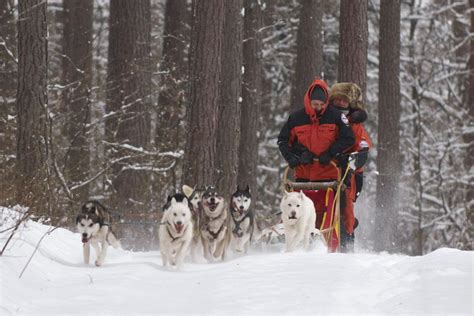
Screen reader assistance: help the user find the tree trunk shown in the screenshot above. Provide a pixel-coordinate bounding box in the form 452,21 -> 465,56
62,0 -> 93,202
290,0 -> 323,112
338,0 -> 368,98
238,0 -> 263,196
0,0 -> 17,203
182,0 -> 225,188
156,0 -> 189,193
106,0 -> 152,210
216,0 -> 243,199
16,0 -> 49,213
375,0 -> 401,252
464,0 -> 474,249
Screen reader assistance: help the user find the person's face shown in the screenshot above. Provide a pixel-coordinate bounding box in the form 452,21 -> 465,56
332,97 -> 349,109
311,100 -> 326,113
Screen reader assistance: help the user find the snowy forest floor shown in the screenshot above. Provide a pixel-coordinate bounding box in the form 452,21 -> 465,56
0,207 -> 472,315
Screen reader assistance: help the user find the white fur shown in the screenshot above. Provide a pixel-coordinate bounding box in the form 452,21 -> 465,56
159,197 -> 193,270
200,192 -> 230,262
77,217 -> 120,266
280,191 -> 317,252
182,185 -> 204,262
230,195 -> 253,253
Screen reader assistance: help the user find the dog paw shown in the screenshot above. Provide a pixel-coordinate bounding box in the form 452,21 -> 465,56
95,260 -> 103,267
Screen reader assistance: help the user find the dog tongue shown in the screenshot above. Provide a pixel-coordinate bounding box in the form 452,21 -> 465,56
175,224 -> 183,233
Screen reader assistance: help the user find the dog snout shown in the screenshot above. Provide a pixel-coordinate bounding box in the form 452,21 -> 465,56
239,205 -> 244,210
210,197 -> 215,203
82,233 -> 88,238
176,221 -> 182,226
291,211 -> 296,217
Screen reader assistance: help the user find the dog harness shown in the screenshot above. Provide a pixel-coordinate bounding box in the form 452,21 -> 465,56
230,206 -> 253,238
166,221 -> 187,243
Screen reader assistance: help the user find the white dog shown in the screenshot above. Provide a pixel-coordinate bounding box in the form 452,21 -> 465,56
76,201 -> 121,266
159,194 -> 193,269
280,191 -> 316,252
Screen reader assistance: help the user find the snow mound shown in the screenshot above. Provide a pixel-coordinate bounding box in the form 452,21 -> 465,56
1,207 -> 472,315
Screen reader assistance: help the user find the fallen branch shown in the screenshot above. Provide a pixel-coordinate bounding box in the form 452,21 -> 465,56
0,210 -> 31,256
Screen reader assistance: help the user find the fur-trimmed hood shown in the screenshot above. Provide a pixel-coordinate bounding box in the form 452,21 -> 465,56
329,82 -> 365,111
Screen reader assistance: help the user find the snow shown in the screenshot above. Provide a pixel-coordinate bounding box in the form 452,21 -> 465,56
1,208 -> 472,315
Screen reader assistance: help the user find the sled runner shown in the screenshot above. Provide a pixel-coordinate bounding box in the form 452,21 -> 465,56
282,160 -> 351,252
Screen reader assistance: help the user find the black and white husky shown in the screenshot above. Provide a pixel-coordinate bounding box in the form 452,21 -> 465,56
229,185 -> 254,253
200,187 -> 231,262
76,201 -> 121,266
159,193 -> 193,269
182,184 -> 205,262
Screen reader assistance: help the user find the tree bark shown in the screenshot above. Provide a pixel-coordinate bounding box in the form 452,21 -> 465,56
290,0 -> 323,112
106,0 -> 153,210
338,0 -> 368,98
62,0 -> 93,202
238,0 -> 263,196
216,0 -> 243,199
0,0 -> 17,203
375,0 -> 401,252
16,0 -> 49,213
182,0 -> 225,188
155,0 -> 189,193
464,0 -> 474,249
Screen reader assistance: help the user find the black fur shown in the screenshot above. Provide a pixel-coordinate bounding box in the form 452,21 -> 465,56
162,193 -> 192,212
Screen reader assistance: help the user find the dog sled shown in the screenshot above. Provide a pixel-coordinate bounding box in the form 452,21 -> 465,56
282,160 -> 351,253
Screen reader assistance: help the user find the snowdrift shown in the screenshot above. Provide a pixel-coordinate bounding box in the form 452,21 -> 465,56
0,207 -> 472,315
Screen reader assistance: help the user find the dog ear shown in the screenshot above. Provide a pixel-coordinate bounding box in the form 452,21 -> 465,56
245,185 -> 250,193
171,197 -> 177,206
182,185 -> 194,198
236,184 -> 241,191
283,190 -> 289,197
299,191 -> 306,200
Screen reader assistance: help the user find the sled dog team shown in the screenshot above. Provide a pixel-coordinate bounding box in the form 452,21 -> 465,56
76,185 -> 317,268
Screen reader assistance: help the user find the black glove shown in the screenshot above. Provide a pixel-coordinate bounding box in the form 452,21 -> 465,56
299,150 -> 315,165
291,142 -> 309,156
335,153 -> 349,167
287,154 -> 300,168
318,152 -> 332,165
349,110 -> 368,123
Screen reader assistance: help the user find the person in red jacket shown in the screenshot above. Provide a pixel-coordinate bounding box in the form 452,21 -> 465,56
277,79 -> 355,182
330,82 -> 372,252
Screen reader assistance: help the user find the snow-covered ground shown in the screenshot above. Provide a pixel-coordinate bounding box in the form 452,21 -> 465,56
1,207 -> 472,315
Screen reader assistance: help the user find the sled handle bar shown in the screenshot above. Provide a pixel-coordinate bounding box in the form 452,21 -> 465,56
286,181 -> 339,191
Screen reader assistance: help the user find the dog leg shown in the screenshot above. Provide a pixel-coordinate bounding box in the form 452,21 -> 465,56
90,240 -> 101,266
83,242 -> 90,264
161,250 -> 168,267
175,240 -> 191,270
201,238 -> 212,262
96,241 -> 108,266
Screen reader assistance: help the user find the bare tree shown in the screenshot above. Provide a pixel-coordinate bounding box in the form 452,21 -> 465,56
182,0 -> 225,187
216,0 -> 243,199
62,0 -> 93,202
464,0 -> 474,248
338,0 -> 368,97
375,0 -> 401,252
155,0 -> 190,193
15,0 -> 49,213
290,0 -> 323,112
238,0 -> 263,196
106,0 -> 153,210
0,0 -> 16,203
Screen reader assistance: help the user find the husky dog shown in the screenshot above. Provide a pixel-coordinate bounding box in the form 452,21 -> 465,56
200,187 -> 231,261
182,185 -> 205,262
76,201 -> 121,266
159,194 -> 193,269
229,185 -> 254,253
280,191 -> 316,252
